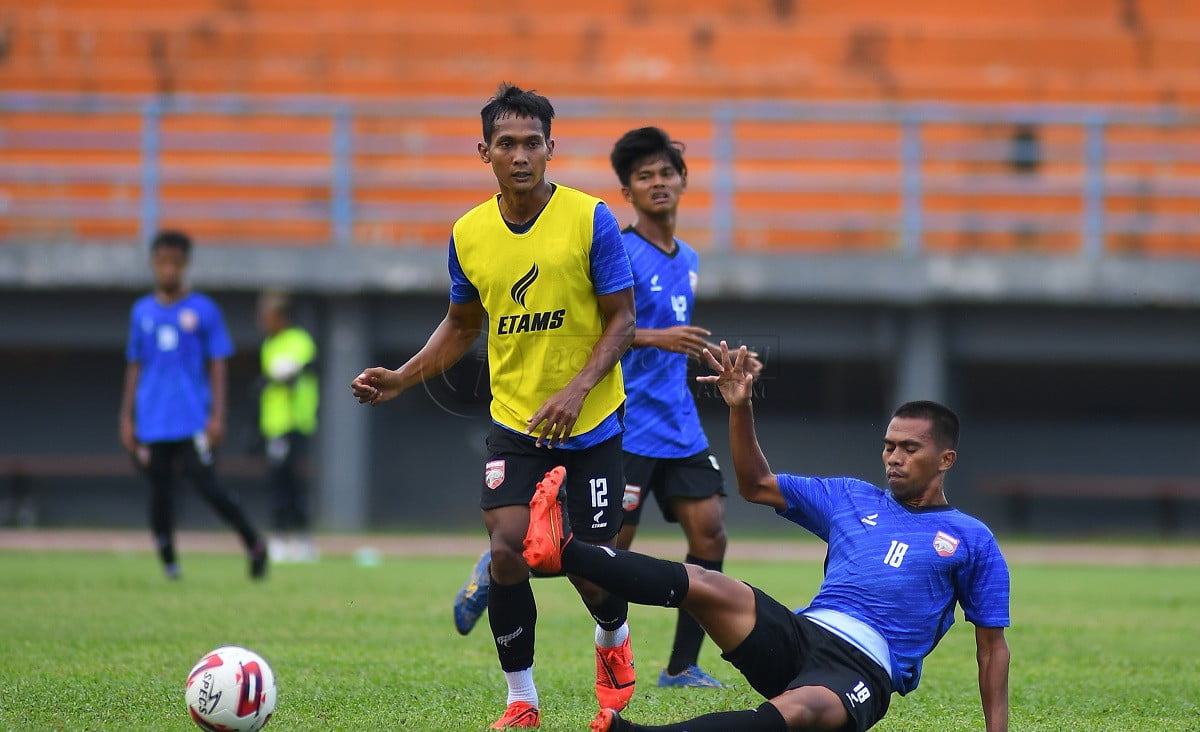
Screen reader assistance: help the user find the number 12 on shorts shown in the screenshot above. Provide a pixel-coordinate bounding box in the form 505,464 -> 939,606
589,477 -> 609,508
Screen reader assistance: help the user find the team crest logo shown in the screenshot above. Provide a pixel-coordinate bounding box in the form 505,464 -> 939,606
933,531 -> 960,557
510,263 -> 539,308
622,484 -> 642,511
688,270 -> 699,293
178,308 -> 199,332
485,459 -> 506,490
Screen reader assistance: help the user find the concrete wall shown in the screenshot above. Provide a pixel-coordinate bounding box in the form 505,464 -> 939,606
4,276 -> 1200,538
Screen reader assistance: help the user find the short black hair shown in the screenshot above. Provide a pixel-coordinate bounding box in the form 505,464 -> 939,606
610,126 -> 687,187
150,229 -> 192,258
480,82 -> 555,144
893,400 -> 960,449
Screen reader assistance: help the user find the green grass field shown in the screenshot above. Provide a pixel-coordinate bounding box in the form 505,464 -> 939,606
1,546 -> 1198,731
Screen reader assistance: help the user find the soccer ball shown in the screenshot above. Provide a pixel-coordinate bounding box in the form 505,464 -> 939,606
184,645 -> 277,732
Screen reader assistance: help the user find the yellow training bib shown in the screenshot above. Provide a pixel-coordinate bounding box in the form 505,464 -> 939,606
452,185 -> 625,434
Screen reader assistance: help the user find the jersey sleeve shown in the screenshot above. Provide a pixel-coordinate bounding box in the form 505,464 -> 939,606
956,531 -> 1012,628
774,473 -> 840,541
447,234 -> 480,304
590,202 -> 634,296
684,243 -> 701,281
203,298 -> 235,360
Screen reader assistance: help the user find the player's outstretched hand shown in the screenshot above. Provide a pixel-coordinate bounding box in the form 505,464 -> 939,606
702,340 -> 764,378
697,340 -> 754,407
351,367 -> 403,406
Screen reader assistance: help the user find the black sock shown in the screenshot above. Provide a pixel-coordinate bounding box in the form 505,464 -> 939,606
561,541 -> 689,608
666,554 -> 723,674
586,592 -> 629,633
621,701 -> 787,731
487,579 -> 536,672
155,533 -> 176,566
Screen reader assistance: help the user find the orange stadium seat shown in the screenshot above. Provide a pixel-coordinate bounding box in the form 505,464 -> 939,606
1,0 -> 1197,253
6,1 -> 1199,102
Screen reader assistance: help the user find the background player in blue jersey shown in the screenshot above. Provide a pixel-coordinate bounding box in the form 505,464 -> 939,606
524,342 -> 1011,732
609,126 -> 762,688
352,84 -> 637,729
118,230 -> 267,580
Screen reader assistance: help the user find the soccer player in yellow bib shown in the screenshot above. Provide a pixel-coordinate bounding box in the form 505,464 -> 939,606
257,290 -> 319,562
351,83 -> 638,729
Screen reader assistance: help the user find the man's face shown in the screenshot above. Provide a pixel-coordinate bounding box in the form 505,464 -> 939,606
622,154 -> 686,216
881,416 -> 953,501
479,114 -> 553,193
150,245 -> 187,295
257,304 -> 285,335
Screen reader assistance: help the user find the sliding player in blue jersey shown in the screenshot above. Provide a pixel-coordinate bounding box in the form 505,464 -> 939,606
609,127 -> 762,688
524,343 -> 1011,732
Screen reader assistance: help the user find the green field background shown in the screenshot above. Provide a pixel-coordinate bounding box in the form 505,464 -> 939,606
1,547 -> 1197,731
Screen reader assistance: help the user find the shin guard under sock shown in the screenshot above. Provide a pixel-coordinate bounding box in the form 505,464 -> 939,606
562,541 -> 689,608
587,592 -> 630,634
487,579 -> 537,672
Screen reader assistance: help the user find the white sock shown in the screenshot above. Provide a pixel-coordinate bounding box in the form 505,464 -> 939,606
594,621 -> 629,649
504,667 -> 538,707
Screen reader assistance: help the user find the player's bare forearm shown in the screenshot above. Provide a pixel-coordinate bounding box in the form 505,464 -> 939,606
396,318 -> 480,388
118,362 -> 140,451
697,342 -> 778,505
353,301 -> 484,405
976,627 -> 1010,732
207,359 -> 228,445
569,289 -> 635,392
632,325 -> 710,357
118,363 -> 138,423
728,401 -> 783,509
208,359 -> 227,422
630,327 -> 659,349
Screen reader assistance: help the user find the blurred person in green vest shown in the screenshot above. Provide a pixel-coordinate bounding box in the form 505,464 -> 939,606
257,290 -> 319,562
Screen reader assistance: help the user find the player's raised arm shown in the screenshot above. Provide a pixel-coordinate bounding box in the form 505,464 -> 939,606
351,299 -> 485,406
698,341 -> 782,509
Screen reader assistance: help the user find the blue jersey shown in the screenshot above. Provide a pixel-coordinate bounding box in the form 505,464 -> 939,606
777,475 -> 1010,695
619,228 -> 707,458
125,292 -> 234,443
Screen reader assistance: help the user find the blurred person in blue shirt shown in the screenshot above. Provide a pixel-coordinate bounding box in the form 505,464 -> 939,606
118,229 -> 266,580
